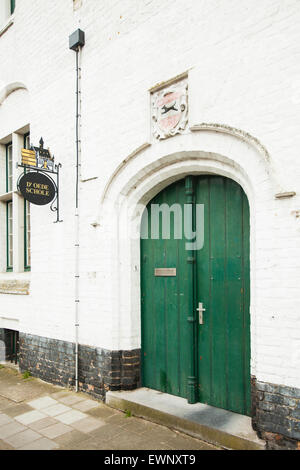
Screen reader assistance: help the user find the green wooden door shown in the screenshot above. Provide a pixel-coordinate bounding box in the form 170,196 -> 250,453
195,176 -> 251,416
141,175 -> 251,415
141,179 -> 190,398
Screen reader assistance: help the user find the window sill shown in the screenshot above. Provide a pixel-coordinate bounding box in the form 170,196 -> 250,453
0,191 -> 13,202
0,15 -> 14,38
0,272 -> 30,295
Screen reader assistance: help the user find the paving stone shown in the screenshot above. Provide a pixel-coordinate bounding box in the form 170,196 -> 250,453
72,399 -> 99,412
167,434 -> 219,450
107,430 -> 151,450
28,416 -> 58,431
110,440 -> 169,451
18,437 -> 59,450
40,422 -> 73,439
105,412 -> 130,426
3,403 -> 33,418
140,424 -> 179,442
54,429 -> 91,448
28,396 -> 58,410
89,423 -> 125,441
15,410 -> 47,425
0,438 -> 15,450
56,409 -> 87,425
121,417 -> 156,434
135,435 -> 178,450
57,395 -> 86,406
0,384 -> 33,402
50,391 -> 70,400
70,416 -> 106,433
0,421 -> 27,439
67,437 -> 108,450
0,397 -> 13,411
19,379 -> 58,397
4,429 -> 41,449
43,403 -> 71,417
87,406 -> 118,419
0,413 -> 13,426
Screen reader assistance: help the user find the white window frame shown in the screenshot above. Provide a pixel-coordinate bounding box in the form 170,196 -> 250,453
0,0 -> 15,37
6,201 -> 13,271
0,130 -> 31,274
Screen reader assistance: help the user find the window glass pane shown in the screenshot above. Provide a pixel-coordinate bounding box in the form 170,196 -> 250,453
27,244 -> 31,266
25,199 -> 31,269
7,144 -> 13,192
7,202 -> 13,269
25,134 -> 30,149
8,201 -> 12,218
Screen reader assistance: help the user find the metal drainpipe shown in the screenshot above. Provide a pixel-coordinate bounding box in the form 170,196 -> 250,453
74,47 -> 81,393
69,30 -> 85,392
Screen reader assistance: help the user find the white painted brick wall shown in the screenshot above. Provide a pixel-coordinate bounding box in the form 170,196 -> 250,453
0,0 -> 299,389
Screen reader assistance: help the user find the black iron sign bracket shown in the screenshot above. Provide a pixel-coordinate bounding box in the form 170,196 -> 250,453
17,138 -> 63,223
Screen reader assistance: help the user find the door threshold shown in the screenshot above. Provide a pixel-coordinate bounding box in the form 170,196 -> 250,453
106,388 -> 265,450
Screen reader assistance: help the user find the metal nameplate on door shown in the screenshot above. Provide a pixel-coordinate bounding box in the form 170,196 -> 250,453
154,268 -> 176,277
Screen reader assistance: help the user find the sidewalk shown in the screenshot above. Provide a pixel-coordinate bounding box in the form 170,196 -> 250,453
0,366 -> 220,450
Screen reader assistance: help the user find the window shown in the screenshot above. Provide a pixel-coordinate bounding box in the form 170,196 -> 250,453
0,129 -> 31,273
6,201 -> 13,271
6,143 -> 12,192
0,0 -> 15,26
24,133 -> 31,270
5,143 -> 13,271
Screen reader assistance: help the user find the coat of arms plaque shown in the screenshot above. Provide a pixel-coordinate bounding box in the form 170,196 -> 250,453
151,78 -> 188,140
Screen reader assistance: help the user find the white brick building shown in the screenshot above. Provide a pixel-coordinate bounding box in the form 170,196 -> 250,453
0,0 -> 299,449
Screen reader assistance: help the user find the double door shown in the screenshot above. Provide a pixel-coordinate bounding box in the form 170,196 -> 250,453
141,175 -> 251,416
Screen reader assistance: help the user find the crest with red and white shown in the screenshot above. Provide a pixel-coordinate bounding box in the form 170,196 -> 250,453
156,90 -> 182,132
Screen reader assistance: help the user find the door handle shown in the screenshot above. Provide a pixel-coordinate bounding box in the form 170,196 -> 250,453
197,302 -> 206,324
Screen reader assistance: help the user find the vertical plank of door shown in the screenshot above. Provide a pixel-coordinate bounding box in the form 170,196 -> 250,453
226,179 -> 244,414
141,202 -> 155,388
242,192 -> 251,416
153,190 -> 167,392
196,177 -> 211,404
164,181 -> 180,396
178,181 -> 190,398
210,177 -> 227,410
185,176 -> 197,403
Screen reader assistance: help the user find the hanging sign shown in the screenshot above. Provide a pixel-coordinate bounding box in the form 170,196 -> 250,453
17,137 -> 62,222
18,172 -> 56,206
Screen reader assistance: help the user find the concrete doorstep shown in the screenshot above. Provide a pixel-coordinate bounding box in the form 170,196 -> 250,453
106,388 -> 266,451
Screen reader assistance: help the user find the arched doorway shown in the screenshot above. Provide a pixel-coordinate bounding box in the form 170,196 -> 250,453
141,174 -> 251,416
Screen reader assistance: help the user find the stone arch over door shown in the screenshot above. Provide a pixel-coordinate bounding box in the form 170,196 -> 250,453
98,129 -> 277,388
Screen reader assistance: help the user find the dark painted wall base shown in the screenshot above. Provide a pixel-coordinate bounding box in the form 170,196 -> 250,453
18,332 -> 141,401
252,377 -> 300,450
